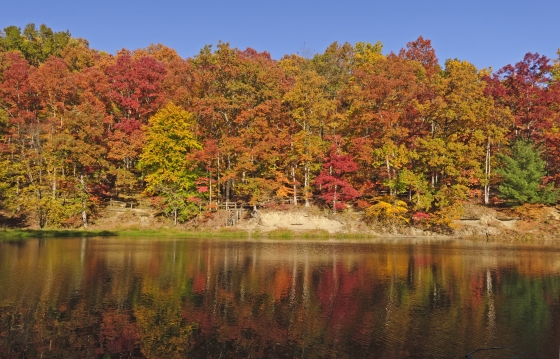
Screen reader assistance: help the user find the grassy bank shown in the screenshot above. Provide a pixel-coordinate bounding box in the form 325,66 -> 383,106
0,227 -> 378,241
0,229 -> 118,239
251,228 -> 374,240
0,228 -> 251,240
460,231 -> 560,244
113,228 -> 250,238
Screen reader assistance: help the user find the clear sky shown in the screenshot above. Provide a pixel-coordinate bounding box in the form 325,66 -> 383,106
1,0 -> 559,71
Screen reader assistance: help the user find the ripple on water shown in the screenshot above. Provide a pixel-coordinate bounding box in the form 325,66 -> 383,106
0,238 -> 559,358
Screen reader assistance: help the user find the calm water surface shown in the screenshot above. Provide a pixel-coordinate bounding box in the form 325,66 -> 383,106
1,237 -> 560,358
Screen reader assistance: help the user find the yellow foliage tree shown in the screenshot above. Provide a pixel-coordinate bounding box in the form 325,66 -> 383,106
138,103 -> 201,225
353,41 -> 385,68
282,68 -> 334,207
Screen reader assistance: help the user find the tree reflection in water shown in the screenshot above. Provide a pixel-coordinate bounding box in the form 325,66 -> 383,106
0,238 -> 560,358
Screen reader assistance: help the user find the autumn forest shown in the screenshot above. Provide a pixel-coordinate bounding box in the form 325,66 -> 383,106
1,23 -> 560,231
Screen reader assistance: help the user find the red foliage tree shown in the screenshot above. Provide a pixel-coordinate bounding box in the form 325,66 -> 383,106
29,56 -> 76,122
485,53 -> 553,141
0,52 -> 38,127
399,36 -> 440,76
106,51 -> 167,123
314,137 -> 360,212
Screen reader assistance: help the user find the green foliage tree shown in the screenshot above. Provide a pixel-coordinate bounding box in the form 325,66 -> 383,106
0,23 -> 71,66
138,103 -> 202,225
496,140 -> 559,204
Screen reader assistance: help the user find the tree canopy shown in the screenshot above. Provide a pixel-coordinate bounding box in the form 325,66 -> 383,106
1,23 -> 560,229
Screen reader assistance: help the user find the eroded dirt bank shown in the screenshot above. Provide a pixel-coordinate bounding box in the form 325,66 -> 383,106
5,201 -> 560,241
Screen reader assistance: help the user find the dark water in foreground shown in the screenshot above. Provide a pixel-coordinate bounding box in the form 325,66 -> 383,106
1,238 -> 560,358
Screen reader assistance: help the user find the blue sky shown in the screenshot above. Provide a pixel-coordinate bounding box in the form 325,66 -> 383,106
1,0 -> 559,71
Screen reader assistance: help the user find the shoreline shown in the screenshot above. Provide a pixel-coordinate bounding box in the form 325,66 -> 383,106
2,201 -> 559,244
1,227 -> 559,245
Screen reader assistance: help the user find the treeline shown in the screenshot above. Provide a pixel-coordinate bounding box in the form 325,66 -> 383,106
1,23 -> 560,230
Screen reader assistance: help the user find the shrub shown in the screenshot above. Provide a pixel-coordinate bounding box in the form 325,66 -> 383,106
364,198 -> 408,228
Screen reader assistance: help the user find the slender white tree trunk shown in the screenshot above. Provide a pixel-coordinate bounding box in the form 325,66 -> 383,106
292,166 -> 297,206
304,163 -> 310,207
52,165 -> 56,200
484,139 -> 492,205
80,175 -> 88,228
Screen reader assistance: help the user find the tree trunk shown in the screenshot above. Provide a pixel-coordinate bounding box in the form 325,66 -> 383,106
292,166 -> 297,206
484,139 -> 491,206
333,185 -> 338,214
386,156 -> 392,196
38,209 -> 46,229
81,200 -> 88,228
330,165 -> 336,213
80,175 -> 88,228
52,165 -> 56,200
431,121 -> 435,138
386,156 -> 391,180
226,155 -> 231,202
217,156 -> 221,203
226,179 -> 230,203
304,163 -> 310,207
209,169 -> 213,205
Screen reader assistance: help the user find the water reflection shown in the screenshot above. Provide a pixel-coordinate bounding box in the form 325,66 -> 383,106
1,238 -> 560,358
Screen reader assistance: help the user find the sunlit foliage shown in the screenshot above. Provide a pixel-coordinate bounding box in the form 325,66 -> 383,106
1,23 -> 560,230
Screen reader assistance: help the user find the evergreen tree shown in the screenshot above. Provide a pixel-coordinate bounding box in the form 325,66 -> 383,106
496,140 -> 559,204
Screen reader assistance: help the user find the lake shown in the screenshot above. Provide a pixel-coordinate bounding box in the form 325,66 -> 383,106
1,237 -> 559,358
